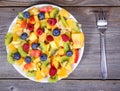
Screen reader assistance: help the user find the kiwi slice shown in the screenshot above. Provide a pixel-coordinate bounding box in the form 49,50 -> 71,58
7,53 -> 15,64
5,33 -> 13,46
48,75 -> 58,83
18,46 -> 27,57
50,8 -> 59,18
26,70 -> 36,77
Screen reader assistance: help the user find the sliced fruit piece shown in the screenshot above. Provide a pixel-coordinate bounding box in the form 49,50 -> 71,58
39,33 -> 46,42
61,34 -> 70,42
52,59 -> 59,69
65,63 -> 72,72
58,68 -> 67,78
59,9 -> 69,18
5,33 -> 13,46
7,53 -> 15,64
24,63 -> 33,71
34,22 -> 40,34
27,23 -> 34,31
36,70 -> 43,80
66,19 -> 80,33
74,49 -> 79,63
50,8 -> 59,18
18,12 -> 24,19
29,32 -> 37,42
60,16 -> 67,27
41,58 -> 50,68
45,12 -> 50,18
17,57 -> 24,66
63,42 -> 70,52
72,32 -> 84,48
46,35 -> 54,42
18,46 -> 27,57
57,48 -> 64,55
26,70 -> 36,77
29,7 -> 39,15
21,20 -> 27,29
36,28 -> 43,36
40,6 -> 53,12
41,67 -> 49,77
39,42 -> 47,52
33,57 -> 40,64
29,50 -> 42,57
49,65 -> 57,77
48,75 -> 58,83
54,36 -> 61,47
8,43 -> 17,52
50,41 -> 58,49
40,19 -> 47,28
13,33 -> 19,41
47,18 -> 57,26
28,15 -> 35,24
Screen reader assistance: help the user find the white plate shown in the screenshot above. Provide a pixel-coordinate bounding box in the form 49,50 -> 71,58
7,4 -> 84,82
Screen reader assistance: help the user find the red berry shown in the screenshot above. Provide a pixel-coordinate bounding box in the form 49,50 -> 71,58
23,43 -> 29,52
61,34 -> 69,42
46,35 -> 54,42
27,23 -> 34,31
47,18 -> 57,26
36,28 -> 43,35
49,66 -> 57,77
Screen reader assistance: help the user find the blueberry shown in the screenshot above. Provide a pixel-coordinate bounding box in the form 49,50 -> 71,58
21,33 -> 28,40
25,56 -> 31,63
31,43 -> 39,49
38,12 -> 45,20
66,50 -> 73,57
52,28 -> 60,36
40,54 -> 47,61
13,52 -> 21,60
23,11 -> 30,18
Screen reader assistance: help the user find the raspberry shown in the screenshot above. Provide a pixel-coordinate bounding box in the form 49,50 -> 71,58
61,34 -> 69,42
36,28 -> 43,35
23,43 -> 29,52
49,66 -> 57,77
47,18 -> 57,26
27,23 -> 34,31
46,35 -> 54,42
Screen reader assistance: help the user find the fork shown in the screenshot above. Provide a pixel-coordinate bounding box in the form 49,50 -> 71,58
95,9 -> 108,79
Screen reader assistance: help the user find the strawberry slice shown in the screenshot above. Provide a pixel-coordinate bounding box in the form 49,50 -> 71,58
27,23 -> 34,31
36,28 -> 43,35
49,65 -> 57,77
23,43 -> 29,52
61,34 -> 69,42
74,49 -> 79,63
46,35 -> 54,42
29,50 -> 42,57
40,6 -> 53,12
47,18 -> 57,26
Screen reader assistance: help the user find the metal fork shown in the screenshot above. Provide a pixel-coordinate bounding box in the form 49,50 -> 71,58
95,9 -> 108,79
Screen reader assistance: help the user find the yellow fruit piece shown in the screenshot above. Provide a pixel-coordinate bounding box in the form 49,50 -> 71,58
29,7 -> 39,15
41,67 -> 49,77
16,19 -> 22,25
33,57 -> 40,64
70,49 -> 75,63
17,57 -> 24,66
12,24 -> 21,33
52,59 -> 59,69
36,70 -> 43,80
58,68 -> 68,78
39,33 -> 46,42
72,32 -> 84,48
54,36 -> 61,47
59,9 -> 69,18
13,33 -> 19,41
50,41 -> 58,49
34,22 -> 40,34
65,63 -> 72,72
29,32 -> 37,42
58,48 -> 64,55
8,43 -> 17,52
45,12 -> 50,18
34,15 -> 39,22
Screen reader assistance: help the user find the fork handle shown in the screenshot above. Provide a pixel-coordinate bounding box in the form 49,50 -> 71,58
100,33 -> 108,79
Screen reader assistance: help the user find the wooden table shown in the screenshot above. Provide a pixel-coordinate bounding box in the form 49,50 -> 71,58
0,0 -> 120,91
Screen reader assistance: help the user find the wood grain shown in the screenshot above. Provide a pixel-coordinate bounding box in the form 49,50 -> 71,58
0,0 -> 120,6
0,7 -> 120,79
0,80 -> 120,91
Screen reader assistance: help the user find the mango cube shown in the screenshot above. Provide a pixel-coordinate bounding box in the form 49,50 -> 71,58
59,9 -> 69,18
29,32 -> 37,42
36,70 -> 43,80
50,41 -> 58,49
72,32 -> 84,48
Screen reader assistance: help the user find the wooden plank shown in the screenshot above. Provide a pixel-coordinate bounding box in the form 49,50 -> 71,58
0,7 -> 120,35
0,0 -> 120,6
0,80 -> 120,91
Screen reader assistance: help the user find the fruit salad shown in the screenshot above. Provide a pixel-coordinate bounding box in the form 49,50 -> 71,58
5,5 -> 84,83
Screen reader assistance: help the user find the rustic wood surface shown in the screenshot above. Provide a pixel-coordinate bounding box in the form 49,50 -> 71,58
0,0 -> 120,91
